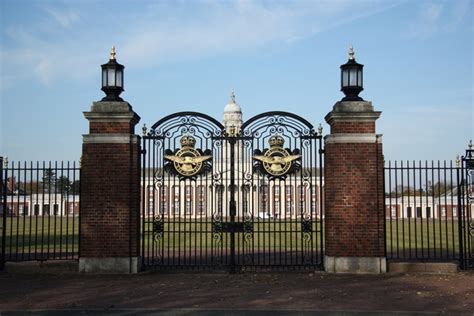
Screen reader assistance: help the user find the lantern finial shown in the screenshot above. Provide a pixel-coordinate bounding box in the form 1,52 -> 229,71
349,45 -> 355,61
230,90 -> 236,103
110,46 -> 116,61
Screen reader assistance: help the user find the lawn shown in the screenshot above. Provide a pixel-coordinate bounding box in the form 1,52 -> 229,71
1,216 -> 79,259
385,218 -> 461,260
1,216 -> 463,261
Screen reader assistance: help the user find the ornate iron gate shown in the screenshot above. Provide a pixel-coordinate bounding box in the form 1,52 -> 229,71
459,144 -> 473,269
141,111 -> 324,271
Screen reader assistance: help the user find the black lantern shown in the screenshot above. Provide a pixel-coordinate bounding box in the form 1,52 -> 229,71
340,46 -> 364,101
101,46 -> 124,101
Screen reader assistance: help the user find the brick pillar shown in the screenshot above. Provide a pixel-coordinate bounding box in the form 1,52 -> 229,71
79,101 -> 141,273
324,101 -> 385,273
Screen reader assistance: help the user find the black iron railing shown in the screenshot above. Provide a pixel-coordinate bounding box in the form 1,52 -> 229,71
384,158 -> 472,266
0,159 -> 80,267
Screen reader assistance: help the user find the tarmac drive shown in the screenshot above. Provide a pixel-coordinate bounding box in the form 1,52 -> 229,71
0,270 -> 473,315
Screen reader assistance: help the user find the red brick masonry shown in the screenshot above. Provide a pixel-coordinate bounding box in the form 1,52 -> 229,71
80,143 -> 140,257
324,142 -> 384,257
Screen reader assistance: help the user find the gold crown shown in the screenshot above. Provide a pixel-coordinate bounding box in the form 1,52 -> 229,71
269,135 -> 284,147
180,135 -> 196,147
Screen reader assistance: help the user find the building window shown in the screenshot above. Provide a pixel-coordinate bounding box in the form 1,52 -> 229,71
161,186 -> 168,217
416,207 -> 422,218
391,206 -> 397,218
44,204 -> 50,216
197,186 -> 205,215
298,186 -> 305,215
53,204 -> 59,216
185,186 -> 192,215
285,185 -> 292,215
441,206 -> 446,218
34,204 -> 40,216
147,186 -> 155,216
426,207 -> 431,218
407,207 -> 412,218
260,185 -> 268,212
172,186 -> 180,216
274,186 -> 280,215
452,206 -> 457,217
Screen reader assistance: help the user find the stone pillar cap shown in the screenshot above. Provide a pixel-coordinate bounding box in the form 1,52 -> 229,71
325,100 -> 381,124
332,100 -> 374,112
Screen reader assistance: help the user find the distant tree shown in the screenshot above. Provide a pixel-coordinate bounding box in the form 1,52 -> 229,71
71,180 -> 80,195
16,181 -> 44,194
388,185 -> 425,198
56,176 -> 72,195
42,169 -> 57,193
427,182 -> 453,197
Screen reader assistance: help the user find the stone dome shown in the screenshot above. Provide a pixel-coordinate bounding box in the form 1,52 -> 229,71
224,91 -> 241,113
224,101 -> 241,113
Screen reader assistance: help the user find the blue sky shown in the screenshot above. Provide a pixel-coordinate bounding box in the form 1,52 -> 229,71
0,0 -> 472,163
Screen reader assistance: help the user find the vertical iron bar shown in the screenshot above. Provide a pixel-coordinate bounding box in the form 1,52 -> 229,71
457,162 -> 464,268
229,135 -> 236,273
1,157 -> 6,270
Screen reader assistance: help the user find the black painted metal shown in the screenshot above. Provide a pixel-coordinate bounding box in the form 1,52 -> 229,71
384,150 -> 474,269
1,157 -> 6,270
0,160 -> 80,266
141,111 -> 324,271
459,146 -> 473,269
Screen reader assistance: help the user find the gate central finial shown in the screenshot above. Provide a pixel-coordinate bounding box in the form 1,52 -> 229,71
230,90 -> 236,104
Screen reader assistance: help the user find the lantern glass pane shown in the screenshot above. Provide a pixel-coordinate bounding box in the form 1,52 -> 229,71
358,69 -> 362,87
349,69 -> 357,86
116,70 -> 122,87
102,69 -> 107,86
342,69 -> 349,87
107,68 -> 116,86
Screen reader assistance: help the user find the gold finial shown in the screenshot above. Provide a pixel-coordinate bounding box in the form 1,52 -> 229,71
230,90 -> 236,104
110,46 -> 116,60
142,124 -> 148,136
318,123 -> 323,135
469,139 -> 473,150
349,45 -> 355,61
456,155 -> 460,168
229,125 -> 236,137
3,157 -> 8,168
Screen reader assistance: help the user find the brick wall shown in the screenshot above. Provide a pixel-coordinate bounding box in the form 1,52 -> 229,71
80,142 -> 140,257
330,121 -> 375,134
324,141 -> 384,257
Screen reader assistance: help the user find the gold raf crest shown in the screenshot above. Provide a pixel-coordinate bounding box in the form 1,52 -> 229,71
253,136 -> 301,177
165,136 -> 212,177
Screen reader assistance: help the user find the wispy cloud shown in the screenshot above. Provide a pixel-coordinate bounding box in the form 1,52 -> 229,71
43,6 -> 80,27
0,0 -> 403,89
407,0 -> 471,39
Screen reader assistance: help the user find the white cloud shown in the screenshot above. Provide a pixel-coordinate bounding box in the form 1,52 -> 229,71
0,0 -> 403,88
43,6 -> 80,27
406,0 -> 471,39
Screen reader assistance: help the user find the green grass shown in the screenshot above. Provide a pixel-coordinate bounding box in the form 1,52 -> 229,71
1,217 -> 462,260
385,218 -> 460,258
142,220 -> 324,250
1,216 -> 79,256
